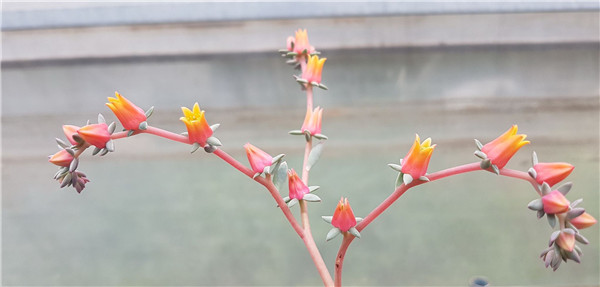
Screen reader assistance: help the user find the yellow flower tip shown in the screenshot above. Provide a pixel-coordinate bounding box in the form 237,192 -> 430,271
192,102 -> 201,115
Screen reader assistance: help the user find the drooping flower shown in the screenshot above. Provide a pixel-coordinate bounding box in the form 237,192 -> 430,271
401,134 -> 436,181
541,190 -> 570,214
244,143 -> 273,174
77,123 -> 111,148
570,212 -> 597,229
180,103 -> 213,145
288,169 -> 309,200
301,55 -> 327,84
556,230 -> 576,252
331,197 -> 357,232
289,29 -> 315,55
301,107 -> 323,136
48,149 -> 74,167
480,125 -> 529,169
106,92 -> 147,130
533,162 -> 574,187
63,125 -> 80,145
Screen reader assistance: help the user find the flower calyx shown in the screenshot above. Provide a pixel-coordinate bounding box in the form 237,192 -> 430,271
322,197 -> 362,241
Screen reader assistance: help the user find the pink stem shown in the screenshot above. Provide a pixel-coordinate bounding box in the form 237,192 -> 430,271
306,85 -> 314,112
333,162 -> 540,286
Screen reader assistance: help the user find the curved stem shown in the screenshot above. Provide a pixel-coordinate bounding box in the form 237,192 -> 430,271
333,162 -> 540,286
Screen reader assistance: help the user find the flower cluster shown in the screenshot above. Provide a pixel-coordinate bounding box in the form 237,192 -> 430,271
525,153 -> 596,270
46,28 -> 597,283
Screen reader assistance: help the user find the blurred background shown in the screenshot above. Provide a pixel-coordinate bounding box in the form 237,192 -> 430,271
2,2 -> 599,286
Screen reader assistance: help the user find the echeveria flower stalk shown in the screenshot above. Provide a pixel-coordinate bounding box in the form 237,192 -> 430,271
180,103 -> 213,146
244,143 -> 273,174
106,92 -> 147,131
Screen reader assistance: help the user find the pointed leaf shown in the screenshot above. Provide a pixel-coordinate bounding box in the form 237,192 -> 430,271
326,228 -> 341,241
527,198 -> 543,211
288,130 -> 304,135
557,182 -> 573,196
474,150 -> 487,160
322,216 -> 333,224
69,157 -> 79,172
547,213 -> 557,228
210,123 -> 220,132
56,138 -> 69,149
355,217 -> 363,223
541,182 -> 551,195
190,142 -> 201,153
206,136 -> 222,147
474,139 -> 483,150
402,173 -> 413,185
395,172 -> 403,188
105,139 -> 115,152
313,134 -> 328,140
388,163 -> 402,172
302,194 -> 321,202
306,142 -> 324,171
138,121 -> 148,130
567,208 -> 585,220
528,167 -> 537,180
97,113 -> 106,124
491,164 -> 500,175
348,227 -> 361,238
145,106 -> 154,118
273,161 -> 288,191
309,186 -> 320,193
287,198 -> 299,208
532,151 -> 539,166
108,122 -> 116,134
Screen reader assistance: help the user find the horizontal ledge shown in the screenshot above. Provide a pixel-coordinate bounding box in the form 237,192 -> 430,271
3,2 -> 599,31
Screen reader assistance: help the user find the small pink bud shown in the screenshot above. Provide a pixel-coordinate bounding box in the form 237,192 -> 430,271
542,190 -> 570,214
48,149 -> 74,167
244,143 -> 273,174
77,123 -> 111,149
331,197 -> 357,232
533,162 -> 574,187
63,125 -> 80,145
287,169 -> 309,200
556,230 -> 575,252
570,212 -> 597,230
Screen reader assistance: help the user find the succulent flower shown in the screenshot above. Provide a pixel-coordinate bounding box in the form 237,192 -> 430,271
475,125 -> 529,173
180,103 -> 213,146
244,143 -> 273,174
78,123 -> 111,149
106,92 -> 148,131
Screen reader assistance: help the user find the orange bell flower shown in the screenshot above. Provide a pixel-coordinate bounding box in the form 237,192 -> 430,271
401,134 -> 436,181
481,125 -> 529,169
332,197 -> 357,232
180,103 -> 213,145
106,92 -> 147,130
